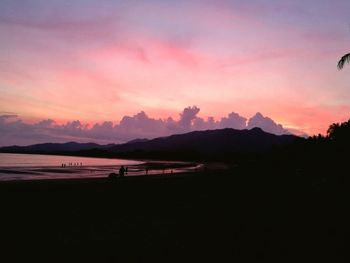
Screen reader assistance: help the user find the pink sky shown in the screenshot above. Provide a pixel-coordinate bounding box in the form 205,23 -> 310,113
1,0 -> 350,145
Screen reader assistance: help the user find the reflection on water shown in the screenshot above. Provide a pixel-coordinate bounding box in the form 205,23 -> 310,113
0,153 -> 202,181
0,153 -> 141,167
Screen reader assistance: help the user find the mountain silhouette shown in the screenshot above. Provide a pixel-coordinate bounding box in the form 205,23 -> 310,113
0,141 -> 115,153
125,138 -> 149,144
0,128 -> 300,160
109,127 -> 299,158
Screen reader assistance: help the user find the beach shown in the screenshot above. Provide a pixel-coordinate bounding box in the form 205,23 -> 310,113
0,162 -> 201,181
0,164 -> 346,262
0,153 -> 201,181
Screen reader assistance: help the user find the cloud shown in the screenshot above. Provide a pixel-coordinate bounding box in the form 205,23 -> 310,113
0,113 -> 18,119
0,1 -> 118,38
0,115 -> 60,146
193,116 -> 218,131
34,119 -> 55,128
219,112 -> 247,130
247,112 -> 289,135
179,106 -> 200,130
0,107 -> 294,146
116,111 -> 168,140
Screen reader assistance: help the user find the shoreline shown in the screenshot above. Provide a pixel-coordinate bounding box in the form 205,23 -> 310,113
0,170 -> 202,185
0,151 -> 200,163
0,161 -> 203,182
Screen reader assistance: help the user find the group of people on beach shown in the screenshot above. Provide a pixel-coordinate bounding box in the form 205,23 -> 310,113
61,162 -> 83,168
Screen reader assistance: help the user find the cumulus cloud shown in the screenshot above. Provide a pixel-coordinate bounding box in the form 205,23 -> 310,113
0,108 -> 294,146
247,112 -> 289,135
0,115 -> 61,146
219,112 -> 247,130
193,116 -> 218,131
179,106 -> 200,130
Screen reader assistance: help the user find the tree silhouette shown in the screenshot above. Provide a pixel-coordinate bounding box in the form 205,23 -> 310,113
337,53 -> 350,69
327,119 -> 350,143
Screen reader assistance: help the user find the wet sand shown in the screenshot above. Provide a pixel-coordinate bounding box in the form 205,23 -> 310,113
0,161 -> 202,181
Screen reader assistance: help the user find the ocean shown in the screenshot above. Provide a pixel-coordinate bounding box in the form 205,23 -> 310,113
0,153 -> 143,181
0,153 -> 141,168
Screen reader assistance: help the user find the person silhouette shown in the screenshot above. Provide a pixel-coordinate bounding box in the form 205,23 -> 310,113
119,166 -> 125,177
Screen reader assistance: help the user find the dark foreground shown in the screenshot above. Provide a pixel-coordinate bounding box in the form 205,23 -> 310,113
0,164 -> 348,262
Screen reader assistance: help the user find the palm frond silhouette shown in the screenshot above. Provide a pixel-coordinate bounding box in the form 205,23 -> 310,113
337,53 -> 350,69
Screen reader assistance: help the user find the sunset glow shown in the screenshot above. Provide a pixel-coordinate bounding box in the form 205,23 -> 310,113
1,0 -> 350,145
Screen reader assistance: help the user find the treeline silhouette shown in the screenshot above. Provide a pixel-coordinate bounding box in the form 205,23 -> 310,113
304,119 -> 350,157
260,118 -> 350,179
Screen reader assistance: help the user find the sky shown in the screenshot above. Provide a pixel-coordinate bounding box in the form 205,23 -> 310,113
1,0 -> 350,146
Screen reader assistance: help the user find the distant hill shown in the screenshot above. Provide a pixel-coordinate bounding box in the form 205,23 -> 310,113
126,138 -> 149,144
0,141 -> 115,154
0,128 -> 301,160
107,127 -> 300,160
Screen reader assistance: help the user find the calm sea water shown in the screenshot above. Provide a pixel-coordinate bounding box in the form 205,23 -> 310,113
0,153 -> 144,181
0,153 -> 199,181
0,153 -> 141,168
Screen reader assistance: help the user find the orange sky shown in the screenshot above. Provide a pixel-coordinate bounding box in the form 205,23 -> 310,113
1,0 -> 350,145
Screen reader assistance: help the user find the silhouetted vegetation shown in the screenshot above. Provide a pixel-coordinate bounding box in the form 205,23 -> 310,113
327,119 -> 350,142
338,52 -> 350,69
256,118 -> 350,181
303,119 -> 350,157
